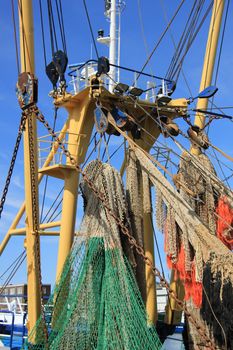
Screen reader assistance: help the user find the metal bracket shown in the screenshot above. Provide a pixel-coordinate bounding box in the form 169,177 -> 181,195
16,72 -> 38,110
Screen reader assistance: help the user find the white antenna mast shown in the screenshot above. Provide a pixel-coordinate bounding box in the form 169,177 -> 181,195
97,0 -> 125,92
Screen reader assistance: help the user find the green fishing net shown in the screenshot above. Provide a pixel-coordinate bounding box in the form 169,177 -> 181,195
23,161 -> 162,350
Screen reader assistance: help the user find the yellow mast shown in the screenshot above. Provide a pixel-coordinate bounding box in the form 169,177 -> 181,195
191,0 -> 225,154
18,0 -> 42,334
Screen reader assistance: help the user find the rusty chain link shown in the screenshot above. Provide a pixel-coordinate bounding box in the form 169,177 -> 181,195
24,108 -> 49,346
0,114 -> 27,219
31,105 -> 216,349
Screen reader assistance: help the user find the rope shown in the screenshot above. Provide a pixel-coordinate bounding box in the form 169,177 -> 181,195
47,0 -> 58,57
83,0 -> 99,58
135,0 -> 186,83
0,251 -> 26,295
105,140 -> 125,162
170,1 -> 213,81
165,0 -> 200,79
11,0 -> 20,74
17,0 -> 26,72
41,187 -> 63,224
166,0 -> 206,82
55,0 -> 67,54
40,107 -> 58,222
0,250 -> 25,280
39,0 -> 47,67
104,72 -> 233,234
46,198 -> 63,224
106,72 -> 233,195
207,0 -> 230,138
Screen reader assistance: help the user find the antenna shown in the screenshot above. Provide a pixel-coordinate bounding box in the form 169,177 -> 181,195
97,1 -> 126,92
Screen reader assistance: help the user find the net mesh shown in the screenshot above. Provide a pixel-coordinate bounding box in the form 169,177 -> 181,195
23,160 -> 162,350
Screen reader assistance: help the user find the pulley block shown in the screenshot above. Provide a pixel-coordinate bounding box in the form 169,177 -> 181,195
46,50 -> 68,88
165,122 -> 179,137
94,106 -> 119,135
16,72 -> 38,110
97,56 -> 110,77
187,125 -> 209,149
94,107 -> 109,133
46,61 -> 59,87
53,50 -> 68,83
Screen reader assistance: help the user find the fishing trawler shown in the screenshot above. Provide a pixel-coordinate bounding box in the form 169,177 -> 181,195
0,0 -> 233,349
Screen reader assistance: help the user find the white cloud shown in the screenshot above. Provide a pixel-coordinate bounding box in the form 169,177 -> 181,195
5,196 -> 24,209
11,175 -> 24,190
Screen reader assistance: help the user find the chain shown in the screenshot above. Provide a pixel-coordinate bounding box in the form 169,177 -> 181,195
24,107 -> 48,346
0,114 -> 27,219
34,106 -> 216,349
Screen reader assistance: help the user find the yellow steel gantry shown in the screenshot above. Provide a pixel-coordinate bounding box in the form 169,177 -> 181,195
0,0 -> 226,337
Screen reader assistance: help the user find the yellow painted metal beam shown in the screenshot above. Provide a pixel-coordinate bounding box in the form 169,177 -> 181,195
192,0 -> 225,155
55,91 -> 95,281
164,271 -> 184,325
0,122 -> 68,255
144,212 -> 157,324
9,221 -> 61,235
0,222 -> 61,254
18,0 -> 41,335
109,116 -> 159,324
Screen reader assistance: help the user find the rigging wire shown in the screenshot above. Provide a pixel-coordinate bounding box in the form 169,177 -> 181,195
104,140 -> 125,162
55,0 -> 67,55
83,0 -> 99,59
0,251 -> 26,295
47,0 -> 58,56
135,0 -> 186,83
166,0 -> 206,82
202,0 -> 231,190
50,208 -> 62,222
17,0 -> 26,72
39,0 -> 47,67
159,0 -> 197,98
208,0 -> 230,116
106,72 -> 233,210
137,0 -> 155,80
211,147 -> 231,188
40,107 -> 58,223
42,132 -> 99,224
11,0 -> 20,75
41,187 -> 63,224
165,0 -> 200,79
0,251 -> 25,280
101,134 -> 111,162
46,197 -> 63,223
170,1 -> 213,81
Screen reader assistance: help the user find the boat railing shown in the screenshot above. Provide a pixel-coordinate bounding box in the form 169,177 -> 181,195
68,59 -> 173,102
0,310 -> 14,349
38,131 -> 86,168
0,294 -> 49,311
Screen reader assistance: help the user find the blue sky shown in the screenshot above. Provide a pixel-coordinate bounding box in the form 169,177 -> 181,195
0,0 -> 233,288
